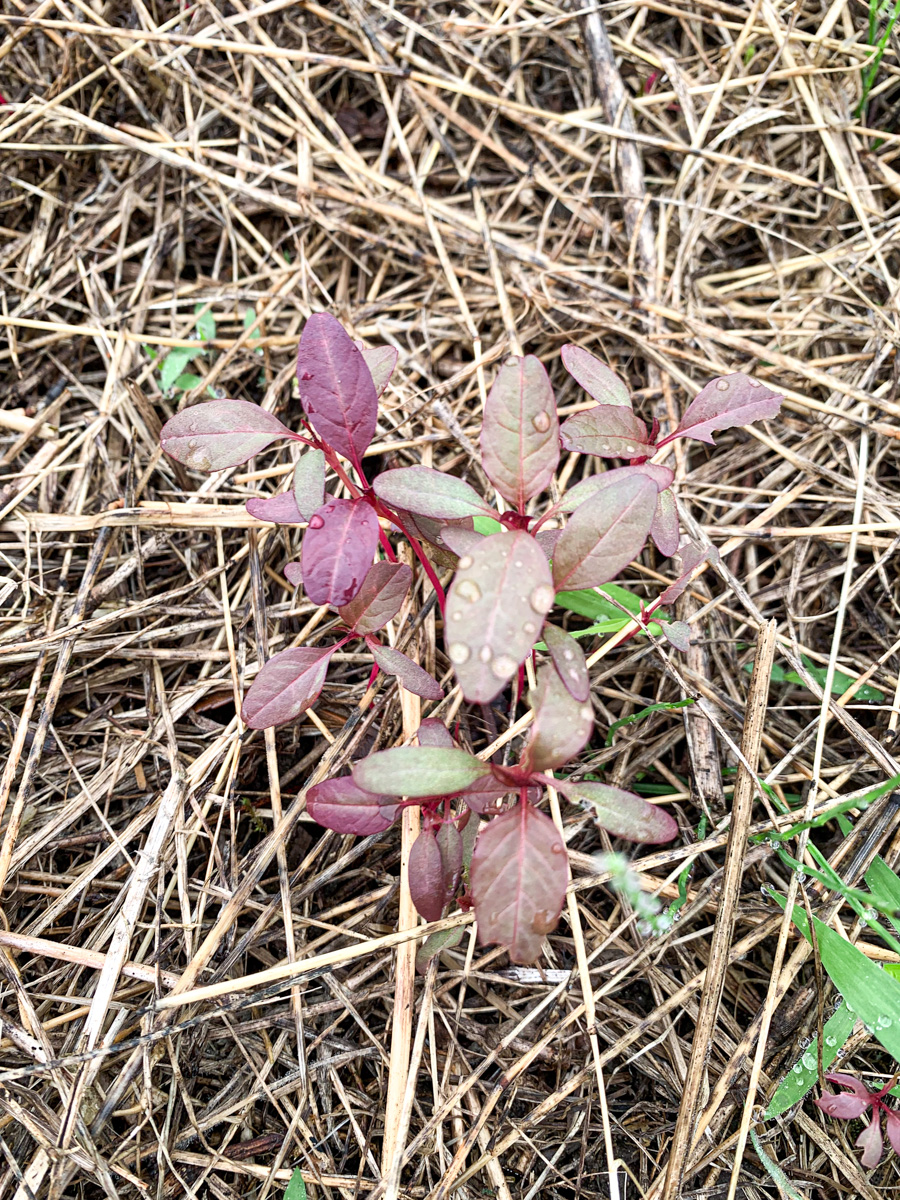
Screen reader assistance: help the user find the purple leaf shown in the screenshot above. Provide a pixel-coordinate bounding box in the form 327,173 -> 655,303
358,343 -> 398,397
824,1073 -> 872,1098
541,623 -> 589,702
561,344 -> 632,408
301,497 -> 380,607
416,718 -> 455,749
367,639 -> 444,700
284,561 -> 303,588
480,354 -> 559,510
246,490 -> 304,525
440,526 -> 484,558
354,746 -> 492,798
444,529 -> 554,703
815,1092 -> 870,1120
296,312 -> 377,468
306,775 -> 399,835
661,620 -> 692,652
456,774 -> 511,815
665,373 -> 783,446
523,665 -> 593,771
560,406 -> 654,460
658,543 -> 719,606
556,779 -> 678,843
650,487 -> 680,557
338,561 -> 411,634
469,803 -> 568,963
408,829 -> 446,922
393,509 -> 474,567
535,528 -> 561,559
884,1110 -> 900,1156
561,465 -> 673,515
242,644 -> 335,729
437,822 -> 463,899
293,449 -> 326,520
857,1117 -> 884,1168
461,812 -> 481,868
374,467 -> 495,521
160,399 -> 293,470
552,475 -> 657,591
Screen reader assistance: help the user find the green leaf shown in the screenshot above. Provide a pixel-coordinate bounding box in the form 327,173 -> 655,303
749,655 -> 884,703
353,746 -> 491,798
284,1168 -> 307,1200
194,303 -> 216,342
606,699 -> 695,747
172,373 -> 204,392
770,890 -> 900,1065
473,515 -> 503,535
764,1000 -> 857,1118
243,307 -> 263,352
556,582 -> 671,623
749,1131 -> 806,1200
864,857 -> 900,935
161,345 -> 205,393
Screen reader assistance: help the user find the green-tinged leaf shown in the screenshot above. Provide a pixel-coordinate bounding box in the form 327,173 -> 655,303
560,464 -> 673,513
194,304 -> 216,342
560,405 -> 654,459
757,773 -> 900,845
541,622 -> 589,701
561,344 -> 632,408
416,925 -> 465,973
292,449 -> 326,520
374,466 -> 495,521
284,1168 -> 307,1200
555,583 -> 671,634
473,515 -> 503,535
552,475 -> 657,591
480,354 -> 559,510
160,399 -> 293,471
524,664 -> 593,771
172,373 -> 204,392
770,890 -> 900,1064
161,344 -> 205,392
765,1000 -> 857,1118
359,344 -> 398,397
749,1131 -> 806,1200
864,857 -> 900,935
606,699 -> 695,746
353,746 -> 491,798
557,779 -> 678,843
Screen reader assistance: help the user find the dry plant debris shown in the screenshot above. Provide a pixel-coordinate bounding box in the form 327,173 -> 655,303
1,1 -> 900,1197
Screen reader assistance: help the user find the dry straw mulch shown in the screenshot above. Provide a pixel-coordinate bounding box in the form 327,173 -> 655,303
1,1 -> 900,1197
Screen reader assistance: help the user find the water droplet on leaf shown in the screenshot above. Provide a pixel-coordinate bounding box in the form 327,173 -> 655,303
458,555 -> 473,570
530,584 -> 554,613
457,580 -> 482,603
716,379 -> 729,391
309,514 -> 325,529
448,643 -> 471,664
532,411 -> 551,433
479,645 -> 492,663
491,654 -> 517,679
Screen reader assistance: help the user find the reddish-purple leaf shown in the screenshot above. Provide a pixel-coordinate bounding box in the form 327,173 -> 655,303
561,344 -> 632,408
480,354 -> 559,510
815,1092 -> 870,1120
296,312 -> 377,467
437,821 -> 463,899
661,620 -> 692,652
444,529 -> 554,703
409,828 -> 447,922
469,803 -> 568,963
560,406 -> 654,459
306,775 -> 399,835
824,1073 -> 872,1098
338,561 -> 411,634
301,497 -> 380,607
541,623 -> 589,702
357,342 -> 398,397
374,467 -> 495,521
884,1109 -> 900,1156
354,746 -> 491,798
242,644 -> 335,729
417,718 -> 455,749
666,373 -> 783,446
552,475 -> 657,591
284,561 -> 303,588
556,779 -> 678,843
367,639 -> 444,700
535,528 -> 561,560
439,526 -> 484,559
393,510 -> 473,567
658,543 -> 719,605
160,399 -> 293,470
857,1118 -> 884,1168
523,665 -> 593,771
650,487 -> 680,557
246,490 -> 304,525
293,449 -> 326,520
561,464 -> 673,513
456,774 -> 511,815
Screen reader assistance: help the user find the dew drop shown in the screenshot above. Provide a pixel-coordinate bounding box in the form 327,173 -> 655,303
457,580 -> 482,603
491,654 -> 517,679
879,1016 -> 893,1029
530,584 -> 554,613
452,610 -> 463,621
479,645 -> 492,663
748,379 -> 761,387
308,514 -> 325,529
569,668 -> 580,681
300,371 -> 313,381
551,842 -> 564,854
523,621 -> 536,634
602,443 -> 610,451
563,649 -> 574,660
802,1053 -> 815,1070
532,909 -> 556,934
458,555 -> 473,570
625,445 -> 635,453
580,706 -> 592,720
716,379 -> 729,391
825,1035 -> 836,1048
448,643 -> 471,664
792,1062 -> 803,1073
531,411 -> 551,434
515,560 -> 523,568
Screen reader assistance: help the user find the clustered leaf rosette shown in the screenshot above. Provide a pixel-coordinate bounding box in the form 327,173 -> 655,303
815,1072 -> 900,1167
158,312 -> 784,963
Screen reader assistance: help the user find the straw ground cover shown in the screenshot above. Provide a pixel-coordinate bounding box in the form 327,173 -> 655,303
1,0 -> 900,1196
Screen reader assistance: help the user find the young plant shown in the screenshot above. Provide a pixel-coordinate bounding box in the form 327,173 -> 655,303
159,313 -> 782,962
815,1072 -> 900,1166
